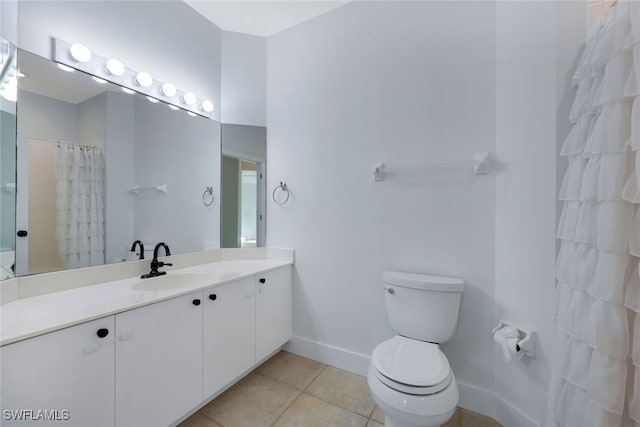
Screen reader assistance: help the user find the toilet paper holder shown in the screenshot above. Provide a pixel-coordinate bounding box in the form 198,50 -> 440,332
491,320 -> 536,358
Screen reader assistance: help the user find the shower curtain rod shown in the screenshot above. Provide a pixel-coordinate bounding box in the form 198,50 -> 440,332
28,135 -> 100,151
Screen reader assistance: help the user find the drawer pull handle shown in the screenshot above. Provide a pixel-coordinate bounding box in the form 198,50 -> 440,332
119,330 -> 134,341
96,328 -> 109,338
193,299 -> 201,306
84,343 -> 99,354
259,278 -> 266,284
209,294 -> 217,301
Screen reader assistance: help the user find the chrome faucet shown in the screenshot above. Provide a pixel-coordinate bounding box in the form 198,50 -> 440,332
130,240 -> 144,260
141,242 -> 173,279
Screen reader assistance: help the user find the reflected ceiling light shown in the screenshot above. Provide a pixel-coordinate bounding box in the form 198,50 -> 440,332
135,71 -> 152,87
1,85 -> 17,102
92,76 -> 107,84
69,43 -> 92,63
201,100 -> 214,113
57,63 -> 75,72
182,92 -> 196,106
106,58 -> 125,76
146,96 -> 159,103
169,105 -> 179,111
187,112 -> 196,117
121,87 -> 135,94
17,71 -> 26,78
161,83 -> 176,97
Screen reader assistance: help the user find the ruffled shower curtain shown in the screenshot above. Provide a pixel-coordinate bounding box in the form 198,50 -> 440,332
549,2 -> 640,426
55,145 -> 105,269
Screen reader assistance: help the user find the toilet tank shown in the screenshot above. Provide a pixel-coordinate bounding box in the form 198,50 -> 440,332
383,271 -> 464,343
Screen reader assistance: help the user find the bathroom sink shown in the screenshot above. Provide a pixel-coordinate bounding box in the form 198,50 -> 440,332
132,273 -> 211,291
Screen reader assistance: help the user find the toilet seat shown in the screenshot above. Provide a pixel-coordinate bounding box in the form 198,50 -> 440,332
372,335 -> 451,396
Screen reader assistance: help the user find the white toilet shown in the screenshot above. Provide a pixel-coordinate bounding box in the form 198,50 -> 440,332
367,270 -> 464,427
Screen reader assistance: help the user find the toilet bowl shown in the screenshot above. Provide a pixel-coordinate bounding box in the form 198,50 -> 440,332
368,335 -> 458,427
367,271 -> 464,427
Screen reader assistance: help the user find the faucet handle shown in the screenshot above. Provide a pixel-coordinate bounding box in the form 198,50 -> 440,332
158,262 -> 173,267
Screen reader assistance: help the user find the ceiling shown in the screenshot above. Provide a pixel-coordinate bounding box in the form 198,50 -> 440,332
183,1 -> 350,37
19,50 -> 117,105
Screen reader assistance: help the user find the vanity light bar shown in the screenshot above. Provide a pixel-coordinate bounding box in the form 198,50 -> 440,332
53,39 -> 214,118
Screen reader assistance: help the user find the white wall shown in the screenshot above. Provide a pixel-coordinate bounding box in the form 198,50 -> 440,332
267,0 -> 497,395
267,1 -> 587,426
221,31 -> 267,126
18,1 -> 222,122
1,0 -> 18,44
492,3 -> 586,426
493,2 -> 558,425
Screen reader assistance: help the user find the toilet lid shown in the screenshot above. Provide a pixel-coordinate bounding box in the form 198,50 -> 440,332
372,336 -> 451,388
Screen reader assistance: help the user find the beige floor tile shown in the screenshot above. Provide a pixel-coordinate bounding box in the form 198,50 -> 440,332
306,366 -> 376,417
366,421 -> 384,427
273,393 -> 368,427
460,408 -> 502,427
256,351 -> 326,390
370,405 -> 385,423
178,413 -> 222,427
200,372 -> 300,427
442,408 -> 461,427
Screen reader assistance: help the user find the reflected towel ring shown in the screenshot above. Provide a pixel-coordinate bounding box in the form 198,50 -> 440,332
203,186 -> 215,207
272,181 -> 290,206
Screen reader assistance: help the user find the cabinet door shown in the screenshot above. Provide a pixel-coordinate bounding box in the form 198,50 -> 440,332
0,317 -> 115,426
115,292 -> 202,427
203,277 -> 255,398
255,266 -> 292,362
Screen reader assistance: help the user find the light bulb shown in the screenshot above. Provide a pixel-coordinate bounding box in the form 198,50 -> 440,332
106,58 -> 125,76
161,83 -> 176,97
201,100 -> 214,113
135,72 -> 152,88
57,63 -> 75,72
182,92 -> 196,106
69,43 -> 92,63
121,87 -> 135,94
1,85 -> 17,102
92,76 -> 107,84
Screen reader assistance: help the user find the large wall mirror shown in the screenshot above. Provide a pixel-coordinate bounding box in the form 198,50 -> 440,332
12,49 -> 221,277
0,37 -> 17,280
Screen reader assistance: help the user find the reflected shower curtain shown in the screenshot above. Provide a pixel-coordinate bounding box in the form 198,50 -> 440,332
549,2 -> 640,426
55,144 -> 105,269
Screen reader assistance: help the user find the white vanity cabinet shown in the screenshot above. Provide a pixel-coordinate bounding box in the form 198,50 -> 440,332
202,276 -> 256,398
0,262 -> 293,427
0,317 -> 115,426
255,266 -> 292,362
115,292 -> 203,427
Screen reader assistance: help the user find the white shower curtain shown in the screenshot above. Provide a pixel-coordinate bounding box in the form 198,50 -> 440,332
55,144 -> 105,269
549,2 -> 640,426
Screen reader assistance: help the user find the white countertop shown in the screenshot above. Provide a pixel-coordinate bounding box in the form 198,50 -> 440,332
0,259 -> 292,347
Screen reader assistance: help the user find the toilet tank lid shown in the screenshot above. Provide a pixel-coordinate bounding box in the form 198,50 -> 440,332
383,271 -> 464,292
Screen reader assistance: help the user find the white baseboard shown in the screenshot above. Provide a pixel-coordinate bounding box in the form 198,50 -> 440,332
284,335 -> 371,376
284,335 -> 540,427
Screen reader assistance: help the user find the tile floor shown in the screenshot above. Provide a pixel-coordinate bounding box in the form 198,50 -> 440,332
180,351 -> 502,427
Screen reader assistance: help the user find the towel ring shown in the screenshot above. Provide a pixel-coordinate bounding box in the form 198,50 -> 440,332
272,181 -> 290,206
202,186 -> 215,207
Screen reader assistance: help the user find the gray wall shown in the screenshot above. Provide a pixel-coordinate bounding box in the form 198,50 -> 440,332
133,96 -> 221,254
221,156 -> 240,248
1,110 -> 16,250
